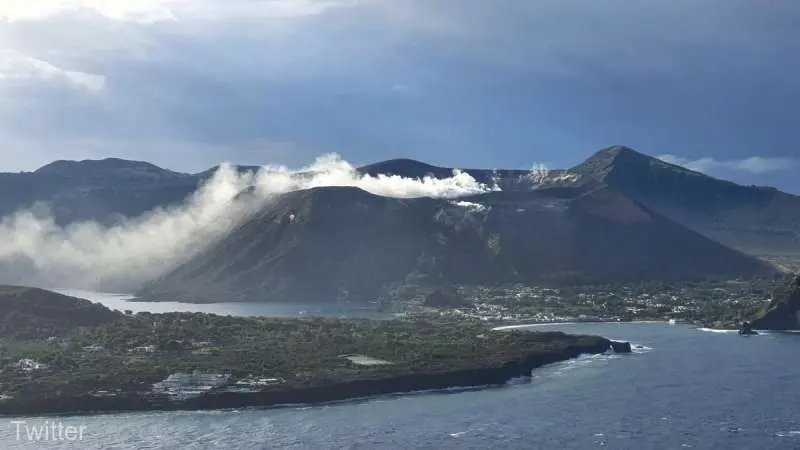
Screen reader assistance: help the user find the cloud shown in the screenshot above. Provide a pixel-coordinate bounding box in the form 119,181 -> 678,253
0,0 -> 359,23
0,0 -> 177,23
0,154 -> 498,291
0,50 -> 105,91
0,0 -> 799,189
658,154 -> 800,175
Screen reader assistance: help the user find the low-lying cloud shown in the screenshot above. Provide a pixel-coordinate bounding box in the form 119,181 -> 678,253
0,154 -> 499,292
658,154 -> 800,175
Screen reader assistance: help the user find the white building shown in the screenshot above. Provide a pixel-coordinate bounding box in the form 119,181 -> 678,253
130,345 -> 157,354
14,359 -> 49,372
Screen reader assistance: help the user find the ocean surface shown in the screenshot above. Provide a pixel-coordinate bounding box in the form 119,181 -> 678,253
4,293 -> 800,449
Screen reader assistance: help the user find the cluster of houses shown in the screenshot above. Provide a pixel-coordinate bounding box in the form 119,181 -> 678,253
13,358 -> 49,373
411,281 -> 776,323
151,371 -> 231,400
150,372 -> 287,399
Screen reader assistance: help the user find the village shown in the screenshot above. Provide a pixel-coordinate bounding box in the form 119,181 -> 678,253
400,278 -> 780,326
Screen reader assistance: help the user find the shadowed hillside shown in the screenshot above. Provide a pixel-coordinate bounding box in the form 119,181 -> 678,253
138,184 -> 777,304
571,146 -> 800,257
0,286 -> 122,338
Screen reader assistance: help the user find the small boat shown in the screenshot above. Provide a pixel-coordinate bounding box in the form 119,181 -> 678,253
668,319 -> 677,325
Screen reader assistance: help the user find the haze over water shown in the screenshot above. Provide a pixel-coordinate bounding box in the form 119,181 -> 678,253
51,289 -> 391,319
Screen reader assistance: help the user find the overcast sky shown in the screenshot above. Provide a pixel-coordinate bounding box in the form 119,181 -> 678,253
1,1 -> 799,192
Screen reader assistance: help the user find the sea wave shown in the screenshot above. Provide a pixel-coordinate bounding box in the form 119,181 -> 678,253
697,328 -> 800,335
776,431 -> 800,438
630,343 -> 654,353
696,328 -> 738,334
492,320 -> 669,331
540,353 -> 618,377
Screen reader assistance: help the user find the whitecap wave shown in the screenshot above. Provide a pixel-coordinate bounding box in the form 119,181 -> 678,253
493,322 -> 591,330
507,376 -> 532,385
698,327 -> 800,335
542,353 -> 618,377
630,343 -> 654,354
755,329 -> 800,334
492,320 -> 672,331
776,431 -> 800,437
697,328 -> 738,334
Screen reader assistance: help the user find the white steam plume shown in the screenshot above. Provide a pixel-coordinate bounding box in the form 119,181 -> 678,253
0,154 -> 498,291
518,163 -> 581,186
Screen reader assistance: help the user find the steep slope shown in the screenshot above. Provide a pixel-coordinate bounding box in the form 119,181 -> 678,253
138,185 -> 777,304
0,286 -> 122,338
751,275 -> 800,330
461,185 -> 777,284
138,187 -> 506,303
571,146 -> 800,257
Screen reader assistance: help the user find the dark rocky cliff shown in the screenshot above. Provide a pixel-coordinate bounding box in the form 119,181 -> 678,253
751,275 -> 800,330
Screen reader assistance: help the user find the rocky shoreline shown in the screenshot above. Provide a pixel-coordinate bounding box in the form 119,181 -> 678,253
0,339 -> 629,417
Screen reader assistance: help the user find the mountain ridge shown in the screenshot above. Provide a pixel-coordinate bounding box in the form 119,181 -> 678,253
571,146 -> 800,257
0,148 -> 797,299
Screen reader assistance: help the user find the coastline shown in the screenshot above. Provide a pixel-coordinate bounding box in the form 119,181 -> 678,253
492,319 -> 672,331
0,340 -> 620,418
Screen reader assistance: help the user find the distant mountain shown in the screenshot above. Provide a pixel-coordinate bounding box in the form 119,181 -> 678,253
137,184 -> 777,303
1,151 -> 796,301
0,157 -> 578,226
751,275 -> 800,330
0,286 -> 122,338
34,158 -> 188,180
0,159 -> 201,225
571,146 -> 800,257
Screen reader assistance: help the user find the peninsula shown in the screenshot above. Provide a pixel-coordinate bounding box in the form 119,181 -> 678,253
0,286 -> 628,416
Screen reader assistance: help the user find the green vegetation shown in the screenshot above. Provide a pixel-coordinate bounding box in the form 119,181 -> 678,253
385,278 -> 785,329
2,274 -> 791,413
751,275 -> 800,330
0,286 -> 122,339
0,306 -> 607,404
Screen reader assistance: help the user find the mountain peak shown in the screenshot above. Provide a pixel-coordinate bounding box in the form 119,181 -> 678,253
578,145 -> 659,168
35,158 -> 183,178
358,158 -> 451,179
571,145 -> 705,181
598,145 -> 644,158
